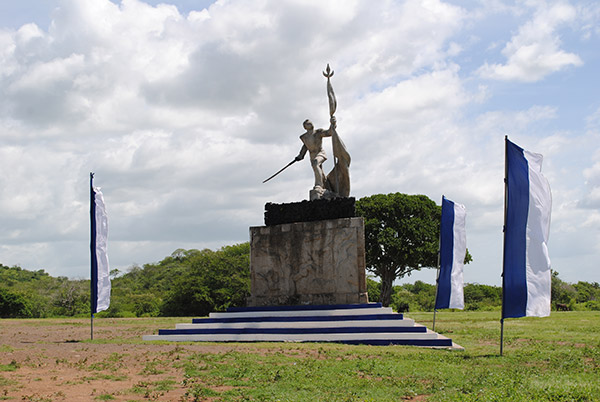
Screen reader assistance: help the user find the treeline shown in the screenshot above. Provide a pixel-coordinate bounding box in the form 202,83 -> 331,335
0,264 -> 89,318
2,246 -> 599,318
367,271 -> 600,313
367,279 -> 504,312
105,243 -> 249,318
0,244 -> 249,318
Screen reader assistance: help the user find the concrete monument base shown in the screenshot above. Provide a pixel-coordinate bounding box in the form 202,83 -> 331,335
248,217 -> 368,306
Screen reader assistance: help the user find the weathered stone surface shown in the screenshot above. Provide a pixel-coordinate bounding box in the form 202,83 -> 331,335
249,217 -> 368,306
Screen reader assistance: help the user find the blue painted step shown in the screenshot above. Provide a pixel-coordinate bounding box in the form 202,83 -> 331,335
158,326 -> 427,335
226,303 -> 383,312
191,313 -> 403,324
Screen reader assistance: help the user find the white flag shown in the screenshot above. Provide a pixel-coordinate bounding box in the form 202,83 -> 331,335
503,138 -> 552,318
92,187 -> 111,313
435,196 -> 466,310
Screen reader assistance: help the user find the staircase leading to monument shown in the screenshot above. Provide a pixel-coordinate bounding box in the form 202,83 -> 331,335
143,303 -> 460,348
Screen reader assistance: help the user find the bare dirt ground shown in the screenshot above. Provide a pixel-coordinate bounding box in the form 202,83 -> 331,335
0,317 -> 236,402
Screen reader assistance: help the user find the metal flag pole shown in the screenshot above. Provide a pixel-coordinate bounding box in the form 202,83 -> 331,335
433,197 -> 443,332
90,172 -> 96,341
500,136 -> 509,356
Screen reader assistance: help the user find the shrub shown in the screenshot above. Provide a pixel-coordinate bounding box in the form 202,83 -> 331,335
366,277 -> 380,303
585,300 -> 600,311
391,289 -> 412,312
0,288 -> 33,318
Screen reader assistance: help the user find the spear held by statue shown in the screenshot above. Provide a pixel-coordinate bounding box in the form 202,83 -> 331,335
262,159 -> 297,183
323,64 -> 351,197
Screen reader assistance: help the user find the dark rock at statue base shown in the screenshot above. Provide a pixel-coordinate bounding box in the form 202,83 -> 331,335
264,197 -> 355,226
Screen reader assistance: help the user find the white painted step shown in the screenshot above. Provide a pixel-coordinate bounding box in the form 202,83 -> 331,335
175,318 -> 415,330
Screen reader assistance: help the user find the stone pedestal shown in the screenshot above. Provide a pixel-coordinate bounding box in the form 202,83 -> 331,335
248,217 -> 368,306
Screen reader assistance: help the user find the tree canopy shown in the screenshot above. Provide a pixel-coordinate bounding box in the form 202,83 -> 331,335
160,243 -> 250,317
356,193 -> 441,306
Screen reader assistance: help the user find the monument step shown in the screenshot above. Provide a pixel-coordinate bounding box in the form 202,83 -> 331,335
144,331 -> 450,345
160,325 -> 427,336
226,303 -> 382,312
180,318 -> 415,329
209,306 -> 393,319
191,313 -> 406,324
143,304 -> 460,349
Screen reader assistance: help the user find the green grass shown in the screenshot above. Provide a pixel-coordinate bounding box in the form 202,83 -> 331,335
88,353 -> 128,372
82,373 -> 129,382
129,379 -> 176,399
139,359 -> 167,375
3,312 -> 599,401
171,311 -> 600,402
94,394 -> 115,401
0,361 -> 19,372
0,345 -> 14,353
0,374 -> 18,387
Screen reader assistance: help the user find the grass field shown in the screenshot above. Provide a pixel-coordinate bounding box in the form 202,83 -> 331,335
1,311 -> 598,401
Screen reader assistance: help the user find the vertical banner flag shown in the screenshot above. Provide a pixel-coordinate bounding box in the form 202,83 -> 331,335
435,196 -> 467,310
90,177 -> 111,314
503,138 -> 552,318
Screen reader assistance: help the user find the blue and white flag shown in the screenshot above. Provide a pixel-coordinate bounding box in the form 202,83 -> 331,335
503,138 -> 552,318
91,183 -> 110,314
435,196 -> 466,310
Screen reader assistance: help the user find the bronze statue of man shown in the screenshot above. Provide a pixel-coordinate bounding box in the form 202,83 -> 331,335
262,65 -> 350,200
295,116 -> 337,191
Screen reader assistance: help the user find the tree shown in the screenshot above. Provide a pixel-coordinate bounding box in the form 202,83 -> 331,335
160,243 -> 250,316
551,270 -> 576,307
463,283 -> 501,310
356,193 -> 441,306
0,288 -> 33,318
366,277 -> 381,303
51,279 -> 89,316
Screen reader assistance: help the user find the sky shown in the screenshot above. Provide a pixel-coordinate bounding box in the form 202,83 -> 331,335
0,0 -> 599,287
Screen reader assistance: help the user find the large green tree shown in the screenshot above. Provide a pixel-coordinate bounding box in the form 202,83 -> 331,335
356,193 -> 442,307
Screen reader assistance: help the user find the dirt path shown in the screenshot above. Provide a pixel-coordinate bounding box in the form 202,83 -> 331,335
0,318 -> 234,401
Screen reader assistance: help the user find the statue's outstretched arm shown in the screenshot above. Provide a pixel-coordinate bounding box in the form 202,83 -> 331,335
295,145 -> 308,161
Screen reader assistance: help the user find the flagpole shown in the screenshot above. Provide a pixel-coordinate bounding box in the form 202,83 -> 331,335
500,136 -> 509,356
90,172 -> 96,341
433,195 -> 443,332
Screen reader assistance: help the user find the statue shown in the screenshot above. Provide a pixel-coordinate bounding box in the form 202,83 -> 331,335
294,116 -> 337,198
263,65 -> 351,201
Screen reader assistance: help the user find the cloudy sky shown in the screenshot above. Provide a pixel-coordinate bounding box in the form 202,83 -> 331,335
1,0 -> 599,286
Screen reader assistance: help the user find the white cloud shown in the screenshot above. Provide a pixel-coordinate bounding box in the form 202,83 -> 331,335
477,1 -> 583,82
577,1 -> 600,40
577,107 -> 600,209
0,0 -> 599,285
580,158 -> 600,208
